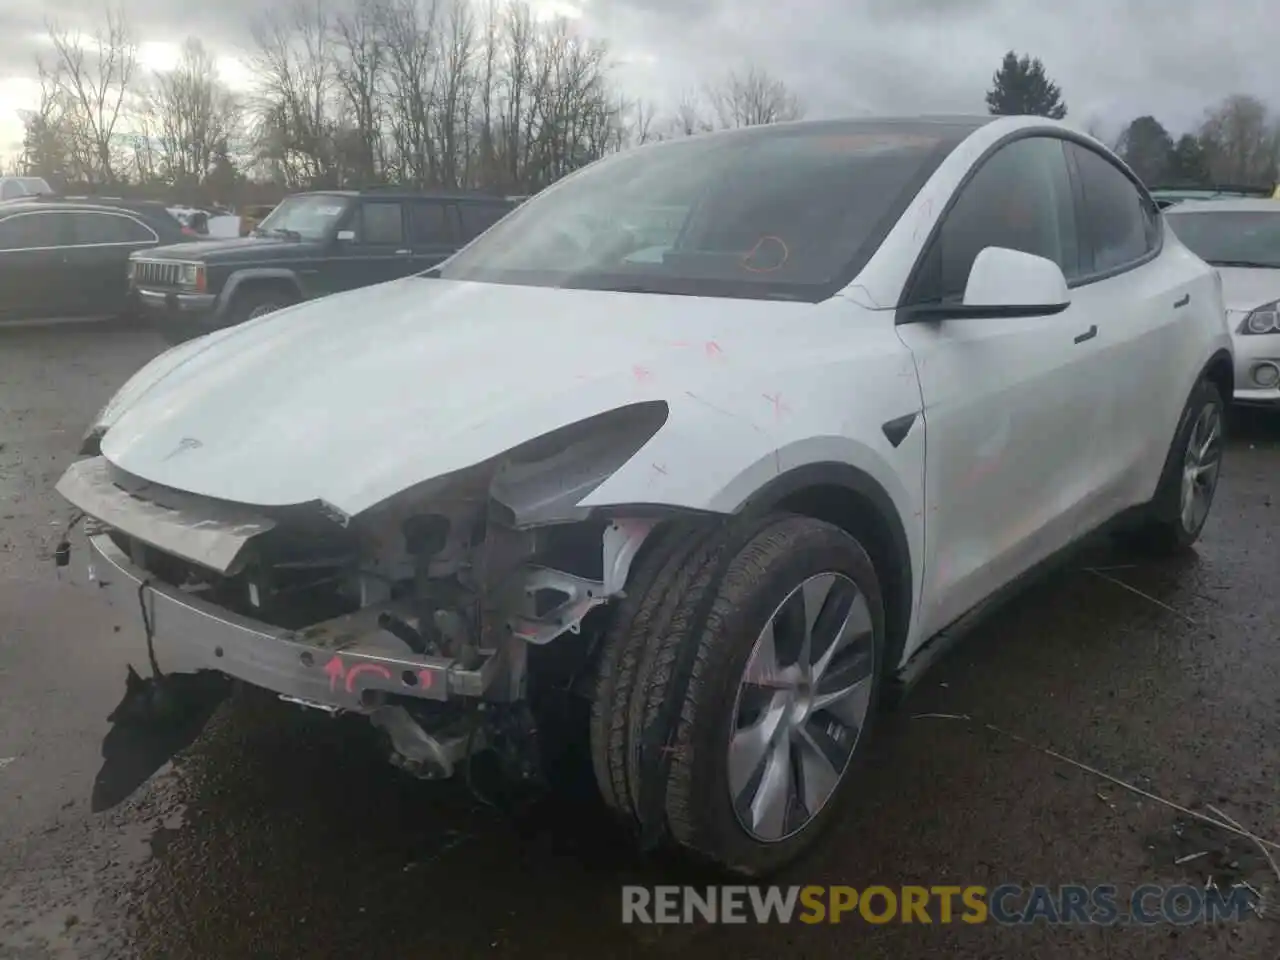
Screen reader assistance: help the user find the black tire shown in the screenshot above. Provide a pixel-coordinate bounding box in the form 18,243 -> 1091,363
1127,376 -> 1226,555
590,513 -> 886,877
228,286 -> 295,326
588,523 -> 717,817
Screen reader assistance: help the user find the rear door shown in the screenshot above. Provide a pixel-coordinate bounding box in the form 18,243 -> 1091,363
0,211 -> 74,320
406,199 -> 462,273
456,201 -> 511,243
62,210 -> 160,316
1062,142 -> 1210,520
330,199 -> 411,290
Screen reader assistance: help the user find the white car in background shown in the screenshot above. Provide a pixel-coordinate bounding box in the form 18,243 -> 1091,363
57,114 -> 1233,877
0,176 -> 54,201
1164,199 -> 1280,406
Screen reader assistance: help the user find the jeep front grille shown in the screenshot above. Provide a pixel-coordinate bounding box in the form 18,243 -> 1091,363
134,260 -> 183,287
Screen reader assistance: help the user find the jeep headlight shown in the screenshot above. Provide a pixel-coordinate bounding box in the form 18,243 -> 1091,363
179,262 -> 206,291
1240,300 -> 1280,335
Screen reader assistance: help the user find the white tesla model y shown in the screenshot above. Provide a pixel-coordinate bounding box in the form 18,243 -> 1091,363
58,114 -> 1233,876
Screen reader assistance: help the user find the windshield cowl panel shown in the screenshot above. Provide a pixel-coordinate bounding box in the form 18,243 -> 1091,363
435,124 -> 964,303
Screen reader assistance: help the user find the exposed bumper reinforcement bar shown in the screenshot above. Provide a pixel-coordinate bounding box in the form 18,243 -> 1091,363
87,533 -> 506,713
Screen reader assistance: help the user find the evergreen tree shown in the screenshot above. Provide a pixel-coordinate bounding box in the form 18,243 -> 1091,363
1116,116 -> 1174,185
985,51 -> 1068,119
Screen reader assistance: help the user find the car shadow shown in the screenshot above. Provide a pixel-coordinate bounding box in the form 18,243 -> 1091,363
90,668 -> 230,812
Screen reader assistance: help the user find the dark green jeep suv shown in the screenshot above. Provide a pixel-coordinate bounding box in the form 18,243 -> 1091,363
129,188 -> 513,343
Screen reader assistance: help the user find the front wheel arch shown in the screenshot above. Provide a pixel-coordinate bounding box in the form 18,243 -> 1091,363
735,463 -> 914,675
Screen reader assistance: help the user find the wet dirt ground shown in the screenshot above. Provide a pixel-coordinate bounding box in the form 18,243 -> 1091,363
1,321 -> 1278,960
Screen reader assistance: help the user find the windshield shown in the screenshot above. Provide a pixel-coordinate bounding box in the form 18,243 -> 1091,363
256,195 -> 350,241
1166,210 -> 1280,268
434,124 -> 956,301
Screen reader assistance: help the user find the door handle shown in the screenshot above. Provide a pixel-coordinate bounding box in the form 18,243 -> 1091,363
1073,325 -> 1098,344
395,249 -> 411,255
1173,293 -> 1190,308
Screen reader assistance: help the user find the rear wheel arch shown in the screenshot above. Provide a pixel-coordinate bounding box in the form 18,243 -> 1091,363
734,463 -> 914,672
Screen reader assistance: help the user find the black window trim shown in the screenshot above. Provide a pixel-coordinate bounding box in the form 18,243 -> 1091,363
893,127 -> 1164,325
0,207 -> 158,252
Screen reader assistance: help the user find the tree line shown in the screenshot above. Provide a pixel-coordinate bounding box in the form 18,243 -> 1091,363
11,0 -> 805,205
16,23 -> 1278,206
985,49 -> 1280,188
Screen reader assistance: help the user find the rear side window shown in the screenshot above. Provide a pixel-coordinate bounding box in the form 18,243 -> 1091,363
70,212 -> 156,245
358,201 -> 404,244
911,135 -> 1079,303
457,203 -> 509,240
0,212 -> 65,249
1068,144 -> 1156,275
409,201 -> 456,245
1,181 -> 22,200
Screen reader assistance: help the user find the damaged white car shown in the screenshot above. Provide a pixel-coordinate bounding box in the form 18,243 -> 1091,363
57,114 -> 1233,877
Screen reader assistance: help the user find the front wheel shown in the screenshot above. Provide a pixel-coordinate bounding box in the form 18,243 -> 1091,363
1129,377 -> 1225,554
590,515 -> 886,876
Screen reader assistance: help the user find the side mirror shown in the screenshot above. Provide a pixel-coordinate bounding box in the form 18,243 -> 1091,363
902,246 -> 1071,322
962,247 -> 1070,315
335,229 -> 355,242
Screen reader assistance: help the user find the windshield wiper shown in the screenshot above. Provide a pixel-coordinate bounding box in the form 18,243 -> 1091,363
253,227 -> 302,241
1206,259 -> 1277,269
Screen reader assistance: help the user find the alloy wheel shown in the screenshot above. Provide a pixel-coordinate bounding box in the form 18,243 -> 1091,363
1180,400 -> 1223,535
727,572 -> 876,843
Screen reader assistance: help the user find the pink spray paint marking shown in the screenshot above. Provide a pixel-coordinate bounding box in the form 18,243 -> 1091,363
417,670 -> 434,690
632,365 -> 653,382
345,662 -> 393,694
324,655 -> 345,693
704,340 -> 723,358
762,392 -> 789,419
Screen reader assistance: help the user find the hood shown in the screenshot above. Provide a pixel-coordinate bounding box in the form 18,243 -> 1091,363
100,278 -> 814,515
1215,266 -> 1280,315
139,235 -> 324,263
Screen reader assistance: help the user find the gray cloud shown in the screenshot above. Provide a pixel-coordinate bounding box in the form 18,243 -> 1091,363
1,0 -> 1276,143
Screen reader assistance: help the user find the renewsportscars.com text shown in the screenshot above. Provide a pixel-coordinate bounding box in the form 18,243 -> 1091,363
621,884 -> 1259,925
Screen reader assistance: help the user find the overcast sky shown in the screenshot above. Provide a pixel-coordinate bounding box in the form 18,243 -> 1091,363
1,0 -> 1275,165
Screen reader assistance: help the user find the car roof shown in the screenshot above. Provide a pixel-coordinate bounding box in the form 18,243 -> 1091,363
0,198 -> 184,225
635,114 -> 998,153
300,188 -> 514,203
1163,198 -> 1280,214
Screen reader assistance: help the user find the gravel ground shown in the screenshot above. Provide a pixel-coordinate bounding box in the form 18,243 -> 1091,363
1,321 -> 1278,960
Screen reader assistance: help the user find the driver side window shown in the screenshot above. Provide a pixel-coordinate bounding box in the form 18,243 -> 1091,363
911,136 -> 1080,304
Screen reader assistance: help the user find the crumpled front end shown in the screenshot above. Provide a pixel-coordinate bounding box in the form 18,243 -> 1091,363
57,402 -> 682,780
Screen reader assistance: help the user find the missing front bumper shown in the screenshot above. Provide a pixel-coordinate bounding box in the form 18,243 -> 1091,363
86,533 -> 513,713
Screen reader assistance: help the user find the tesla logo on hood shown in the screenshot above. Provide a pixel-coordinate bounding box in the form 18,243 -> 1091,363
162,437 -> 203,461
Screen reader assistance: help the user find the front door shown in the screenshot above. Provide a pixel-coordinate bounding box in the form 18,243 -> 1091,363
0,211 -> 74,320
895,134 -> 1102,641
330,199 -> 412,291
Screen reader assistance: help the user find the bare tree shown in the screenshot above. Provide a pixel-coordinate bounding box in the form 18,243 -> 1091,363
434,0 -> 476,187
39,8 -> 138,185
1198,94 -> 1280,185
147,39 -> 242,187
18,71 -> 77,180
331,0 -> 388,184
704,64 -> 804,129
382,0 -> 441,186
249,0 -> 338,187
